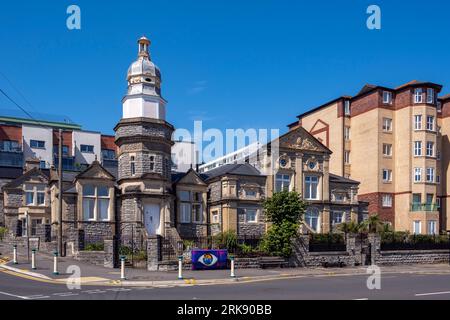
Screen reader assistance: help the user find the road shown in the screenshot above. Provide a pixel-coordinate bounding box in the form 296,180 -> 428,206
1,268 -> 450,300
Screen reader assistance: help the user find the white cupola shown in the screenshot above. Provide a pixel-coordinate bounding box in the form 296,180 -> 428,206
122,36 -> 167,120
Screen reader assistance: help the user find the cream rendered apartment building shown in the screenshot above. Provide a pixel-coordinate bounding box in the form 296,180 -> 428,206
290,81 -> 450,234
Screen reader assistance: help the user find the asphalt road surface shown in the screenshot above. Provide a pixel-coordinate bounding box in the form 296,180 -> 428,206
1,269 -> 450,300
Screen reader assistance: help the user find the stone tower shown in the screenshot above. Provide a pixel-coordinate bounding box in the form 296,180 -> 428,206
115,37 -> 175,245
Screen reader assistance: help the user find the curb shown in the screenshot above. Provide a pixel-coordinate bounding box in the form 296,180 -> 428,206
0,263 -> 52,280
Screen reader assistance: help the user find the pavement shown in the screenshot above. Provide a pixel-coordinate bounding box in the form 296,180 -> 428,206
1,242 -> 450,290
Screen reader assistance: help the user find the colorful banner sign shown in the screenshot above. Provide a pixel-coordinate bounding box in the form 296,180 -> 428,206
191,249 -> 228,270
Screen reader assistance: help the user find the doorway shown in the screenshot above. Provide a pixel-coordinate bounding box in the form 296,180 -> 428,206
144,203 -> 161,235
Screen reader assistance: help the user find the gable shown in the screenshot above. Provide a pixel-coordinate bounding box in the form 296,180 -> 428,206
3,168 -> 49,189
76,162 -> 115,181
277,127 -> 331,153
177,169 -> 207,186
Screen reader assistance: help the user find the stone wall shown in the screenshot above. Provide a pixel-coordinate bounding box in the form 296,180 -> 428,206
74,251 -> 106,266
177,223 -> 208,238
376,250 -> 450,265
80,221 -> 115,245
237,207 -> 265,237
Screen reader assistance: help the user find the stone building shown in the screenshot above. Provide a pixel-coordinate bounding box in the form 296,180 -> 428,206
0,37 -> 367,262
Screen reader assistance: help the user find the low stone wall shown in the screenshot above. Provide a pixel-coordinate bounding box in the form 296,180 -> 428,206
234,257 -> 261,269
376,250 -> 450,265
74,251 -> 106,266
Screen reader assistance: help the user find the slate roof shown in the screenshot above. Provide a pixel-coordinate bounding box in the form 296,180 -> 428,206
171,169 -> 209,184
204,164 -> 263,181
329,173 -> 360,185
0,166 -> 24,180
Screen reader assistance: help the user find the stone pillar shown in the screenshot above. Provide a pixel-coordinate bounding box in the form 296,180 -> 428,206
321,206 -> 331,234
346,233 -> 361,266
104,239 -> 114,269
368,233 -> 381,265
322,156 -> 330,202
147,235 -> 161,271
350,207 -> 359,223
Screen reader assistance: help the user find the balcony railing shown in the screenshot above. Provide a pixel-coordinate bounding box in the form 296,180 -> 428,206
411,203 -> 439,212
0,151 -> 24,167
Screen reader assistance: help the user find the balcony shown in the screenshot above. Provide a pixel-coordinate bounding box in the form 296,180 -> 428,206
410,203 -> 439,212
53,156 -> 77,171
0,150 -> 23,167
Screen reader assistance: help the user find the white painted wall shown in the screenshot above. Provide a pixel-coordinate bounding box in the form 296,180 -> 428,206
122,95 -> 166,120
172,141 -> 198,173
72,130 -> 101,165
22,125 -> 53,168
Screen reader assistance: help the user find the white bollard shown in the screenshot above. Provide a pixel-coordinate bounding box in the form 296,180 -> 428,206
53,251 -> 59,275
230,255 -> 236,278
13,245 -> 18,264
178,256 -> 183,280
31,249 -> 36,270
120,256 -> 126,280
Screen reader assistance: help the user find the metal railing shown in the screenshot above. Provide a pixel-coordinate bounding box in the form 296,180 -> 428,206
309,234 -> 347,252
381,234 -> 450,251
0,151 -> 23,167
411,203 -> 439,212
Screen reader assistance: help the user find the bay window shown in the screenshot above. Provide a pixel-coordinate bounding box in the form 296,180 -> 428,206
245,209 -> 258,223
414,88 -> 423,103
414,115 -> 422,130
414,141 -> 422,156
427,88 -> 435,104
426,116 -> 435,131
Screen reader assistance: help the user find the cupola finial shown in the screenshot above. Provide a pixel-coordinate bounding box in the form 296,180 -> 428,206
138,36 -> 151,58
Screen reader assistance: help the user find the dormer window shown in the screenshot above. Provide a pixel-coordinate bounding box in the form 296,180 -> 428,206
414,88 -> 423,104
383,91 -> 392,104
344,101 -> 351,116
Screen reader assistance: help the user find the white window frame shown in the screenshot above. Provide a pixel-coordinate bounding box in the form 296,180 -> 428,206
414,141 -> 422,156
414,115 -> 422,130
414,168 -> 422,182
304,176 -> 319,200
413,221 -> 422,235
192,203 -> 203,223
180,203 -> 191,223
414,88 -> 423,104
426,116 -> 435,131
383,144 -> 392,157
332,211 -> 345,225
427,88 -> 435,104
383,91 -> 392,104
344,100 -> 351,116
275,174 -> 291,192
344,127 -> 351,141
382,169 -> 392,183
428,221 -> 437,235
245,209 -> 258,223
426,141 -> 434,157
382,194 -> 393,208
82,185 -> 111,221
24,184 -> 46,206
344,151 -> 350,164
426,168 -> 435,183
382,118 -> 392,132
211,210 -> 220,224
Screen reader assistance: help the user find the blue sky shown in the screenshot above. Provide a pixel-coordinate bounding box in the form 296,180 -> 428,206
1,0 -> 450,141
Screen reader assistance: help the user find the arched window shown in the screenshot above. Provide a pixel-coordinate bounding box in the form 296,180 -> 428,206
305,207 -> 320,232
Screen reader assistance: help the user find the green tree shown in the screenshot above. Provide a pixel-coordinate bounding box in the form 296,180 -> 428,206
260,191 -> 306,258
361,214 -> 385,234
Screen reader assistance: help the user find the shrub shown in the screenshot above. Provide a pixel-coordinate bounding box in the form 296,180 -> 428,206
213,231 -> 238,252
0,227 -> 7,241
84,243 -> 104,251
238,243 -> 254,255
133,250 -> 148,262
260,221 -> 299,258
183,240 -> 195,250
119,246 -> 133,256
310,233 -> 344,244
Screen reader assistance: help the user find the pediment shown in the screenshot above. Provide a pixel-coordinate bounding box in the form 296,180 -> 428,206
76,162 -> 115,181
277,127 -> 331,153
3,168 -> 49,189
177,169 -> 207,186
